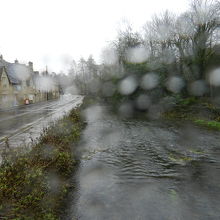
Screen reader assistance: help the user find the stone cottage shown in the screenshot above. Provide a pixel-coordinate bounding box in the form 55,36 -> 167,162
0,56 -> 60,109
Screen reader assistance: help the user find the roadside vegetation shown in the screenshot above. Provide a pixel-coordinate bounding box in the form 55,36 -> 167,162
0,108 -> 85,220
163,96 -> 220,130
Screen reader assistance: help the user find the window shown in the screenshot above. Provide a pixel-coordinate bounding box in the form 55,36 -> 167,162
1,77 -> 7,88
13,85 -> 21,91
26,80 -> 30,87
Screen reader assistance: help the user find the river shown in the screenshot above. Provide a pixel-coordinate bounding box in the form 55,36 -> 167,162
65,105 -> 220,220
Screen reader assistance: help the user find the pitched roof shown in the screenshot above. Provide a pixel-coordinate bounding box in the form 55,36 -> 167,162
7,64 -> 27,84
0,60 -> 32,85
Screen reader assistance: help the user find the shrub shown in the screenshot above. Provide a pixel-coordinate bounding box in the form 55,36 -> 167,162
0,108 -> 84,220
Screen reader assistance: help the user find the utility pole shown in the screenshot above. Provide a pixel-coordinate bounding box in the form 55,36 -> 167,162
45,66 -> 49,101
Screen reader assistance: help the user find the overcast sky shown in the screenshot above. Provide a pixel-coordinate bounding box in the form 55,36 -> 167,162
0,0 -> 189,73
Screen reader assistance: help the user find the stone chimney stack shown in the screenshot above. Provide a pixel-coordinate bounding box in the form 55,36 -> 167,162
14,59 -> 18,64
0,55 -> 3,61
34,71 -> 39,76
28,61 -> 33,71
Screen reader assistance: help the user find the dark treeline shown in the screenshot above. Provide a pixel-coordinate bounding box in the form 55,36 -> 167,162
69,0 -> 220,113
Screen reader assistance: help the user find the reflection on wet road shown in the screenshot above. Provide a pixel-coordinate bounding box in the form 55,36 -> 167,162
0,95 -> 83,148
66,105 -> 220,220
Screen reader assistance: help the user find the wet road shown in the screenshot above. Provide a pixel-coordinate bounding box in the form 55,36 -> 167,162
0,95 -> 83,148
66,105 -> 220,220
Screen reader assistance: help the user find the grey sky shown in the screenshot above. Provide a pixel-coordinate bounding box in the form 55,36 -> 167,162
0,0 -> 188,73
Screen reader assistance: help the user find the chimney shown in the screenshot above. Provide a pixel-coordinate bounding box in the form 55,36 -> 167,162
0,55 -> 3,61
14,59 -> 18,64
34,71 -> 39,76
28,61 -> 33,71
45,65 -> 48,75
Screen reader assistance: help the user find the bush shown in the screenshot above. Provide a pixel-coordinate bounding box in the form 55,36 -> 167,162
0,108 -> 84,220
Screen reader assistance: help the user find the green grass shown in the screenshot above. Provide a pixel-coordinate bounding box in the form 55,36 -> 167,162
176,96 -> 197,106
193,119 -> 220,130
0,108 -> 85,220
162,96 -> 220,131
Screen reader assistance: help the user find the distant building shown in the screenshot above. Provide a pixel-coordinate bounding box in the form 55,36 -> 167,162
0,55 -> 60,109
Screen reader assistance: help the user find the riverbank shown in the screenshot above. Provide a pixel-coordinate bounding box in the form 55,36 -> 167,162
0,107 -> 85,219
85,95 -> 220,131
162,97 -> 220,131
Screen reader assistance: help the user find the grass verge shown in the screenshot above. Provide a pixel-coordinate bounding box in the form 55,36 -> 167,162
163,97 -> 220,131
193,119 -> 220,130
0,108 -> 85,220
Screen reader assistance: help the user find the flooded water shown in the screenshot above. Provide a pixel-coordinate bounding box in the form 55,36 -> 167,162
66,105 -> 220,220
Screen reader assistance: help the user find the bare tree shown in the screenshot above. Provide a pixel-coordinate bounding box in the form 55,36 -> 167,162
112,22 -> 144,65
188,0 -> 220,79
